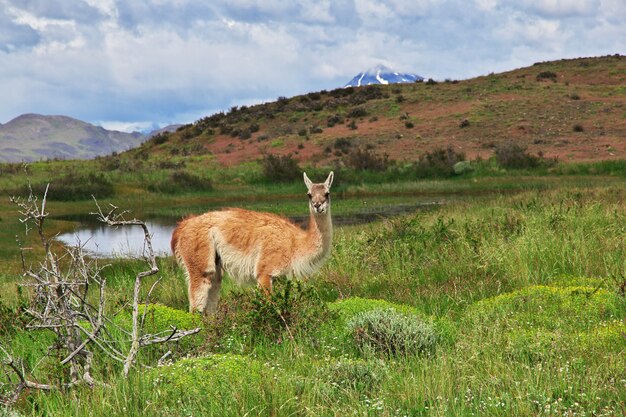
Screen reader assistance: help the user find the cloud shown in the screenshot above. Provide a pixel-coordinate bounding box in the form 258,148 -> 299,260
0,0 -> 624,131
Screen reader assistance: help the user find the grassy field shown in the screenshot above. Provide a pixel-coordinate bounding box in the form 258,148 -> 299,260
1,172 -> 624,416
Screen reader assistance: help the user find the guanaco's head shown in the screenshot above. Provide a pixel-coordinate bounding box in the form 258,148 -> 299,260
303,171 -> 334,214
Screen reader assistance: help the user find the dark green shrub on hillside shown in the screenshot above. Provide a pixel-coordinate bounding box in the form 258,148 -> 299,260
43,172 -> 114,201
327,114 -> 344,127
494,142 -> 541,169
536,71 -> 557,81
573,123 -> 584,132
347,107 -> 368,118
261,153 -> 300,182
151,133 -> 169,145
413,147 -> 465,177
344,148 -> 391,171
333,137 -> 353,154
147,171 -> 212,194
348,309 -> 438,357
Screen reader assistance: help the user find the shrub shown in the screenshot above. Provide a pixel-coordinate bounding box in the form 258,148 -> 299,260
344,148 -> 391,171
43,172 -> 114,201
261,153 -> 300,182
347,309 -> 438,357
317,358 -> 387,392
536,71 -> 557,81
453,160 -> 473,175
414,147 -> 465,177
333,137 -> 353,154
310,125 -> 323,134
150,133 -> 169,145
298,128 -> 308,137
347,120 -> 357,130
404,121 -> 414,129
569,93 -> 581,100
238,129 -> 252,140
206,279 -> 335,346
147,171 -> 212,194
573,123 -> 584,132
494,142 -> 540,169
327,115 -> 344,127
347,107 -> 368,118
459,118 -> 470,128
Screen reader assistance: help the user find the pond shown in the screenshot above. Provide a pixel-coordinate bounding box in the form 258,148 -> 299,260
56,200 -> 441,258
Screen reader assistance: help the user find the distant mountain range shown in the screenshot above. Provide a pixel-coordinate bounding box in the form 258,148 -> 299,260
344,65 -> 423,87
0,114 -> 180,163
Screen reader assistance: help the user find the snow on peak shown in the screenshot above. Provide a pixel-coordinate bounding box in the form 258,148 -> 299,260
344,65 -> 423,87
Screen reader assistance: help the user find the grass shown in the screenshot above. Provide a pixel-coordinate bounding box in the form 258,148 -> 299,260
1,179 -> 625,416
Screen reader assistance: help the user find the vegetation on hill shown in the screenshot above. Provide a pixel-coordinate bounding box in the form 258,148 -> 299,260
135,55 -> 626,167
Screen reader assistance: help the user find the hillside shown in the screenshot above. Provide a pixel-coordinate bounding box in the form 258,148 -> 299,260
137,55 -> 626,167
0,114 -> 145,162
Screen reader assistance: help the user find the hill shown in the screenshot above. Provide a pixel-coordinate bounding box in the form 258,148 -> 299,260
133,55 -> 626,167
0,114 -> 146,162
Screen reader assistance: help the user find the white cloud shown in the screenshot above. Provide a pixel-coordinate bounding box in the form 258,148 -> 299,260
0,0 -> 624,128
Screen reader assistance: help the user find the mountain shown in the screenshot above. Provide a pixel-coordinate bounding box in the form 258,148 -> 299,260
0,114 -> 146,162
344,65 -> 424,87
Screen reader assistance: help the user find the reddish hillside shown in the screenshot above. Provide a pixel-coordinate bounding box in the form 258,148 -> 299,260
137,55 -> 626,166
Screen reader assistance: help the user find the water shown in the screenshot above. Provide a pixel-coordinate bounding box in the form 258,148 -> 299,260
56,202 -> 440,258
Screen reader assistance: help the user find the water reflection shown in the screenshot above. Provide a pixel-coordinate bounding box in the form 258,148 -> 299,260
57,221 -> 175,258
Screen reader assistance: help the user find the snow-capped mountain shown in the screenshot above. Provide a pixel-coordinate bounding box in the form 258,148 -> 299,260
344,65 -> 424,87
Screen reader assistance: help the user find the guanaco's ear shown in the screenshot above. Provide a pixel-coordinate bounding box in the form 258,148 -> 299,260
303,172 -> 313,190
324,171 -> 334,190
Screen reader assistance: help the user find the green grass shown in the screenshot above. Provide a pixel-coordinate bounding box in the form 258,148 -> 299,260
2,181 -> 625,416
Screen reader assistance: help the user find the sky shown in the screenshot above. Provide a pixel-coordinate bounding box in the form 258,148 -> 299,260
0,0 -> 624,133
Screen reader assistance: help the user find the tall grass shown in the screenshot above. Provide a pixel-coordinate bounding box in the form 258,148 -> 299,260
2,185 -> 625,416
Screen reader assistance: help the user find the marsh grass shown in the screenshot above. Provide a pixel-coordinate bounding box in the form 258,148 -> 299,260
2,183 -> 626,416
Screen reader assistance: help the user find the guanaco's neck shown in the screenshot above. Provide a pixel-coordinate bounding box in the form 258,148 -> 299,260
307,207 -> 333,256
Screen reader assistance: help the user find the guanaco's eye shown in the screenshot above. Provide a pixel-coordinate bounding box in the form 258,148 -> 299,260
325,192 -> 330,198
307,193 -> 312,199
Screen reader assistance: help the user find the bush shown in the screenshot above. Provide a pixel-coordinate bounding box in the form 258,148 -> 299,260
453,160 -> 473,175
536,71 -> 557,81
344,148 -> 391,171
43,172 -> 114,201
414,147 -> 465,177
333,137 -> 353,154
573,123 -> 584,132
347,107 -> 368,118
327,115 -> 344,127
206,279 -> 335,346
494,142 -> 540,169
261,153 -> 300,182
147,171 -> 213,194
317,358 -> 387,392
348,309 -> 438,357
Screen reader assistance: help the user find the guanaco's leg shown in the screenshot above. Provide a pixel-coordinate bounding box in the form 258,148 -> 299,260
257,274 -> 273,295
204,257 -> 223,314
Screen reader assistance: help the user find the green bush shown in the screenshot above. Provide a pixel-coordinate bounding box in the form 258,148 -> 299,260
317,358 -> 387,392
413,146 -> 465,177
206,279 -> 335,347
344,148 -> 391,171
348,309 -> 438,357
261,153 -> 300,182
494,142 -> 541,169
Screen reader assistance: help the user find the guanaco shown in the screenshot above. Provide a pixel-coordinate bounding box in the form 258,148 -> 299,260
171,171 -> 334,314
